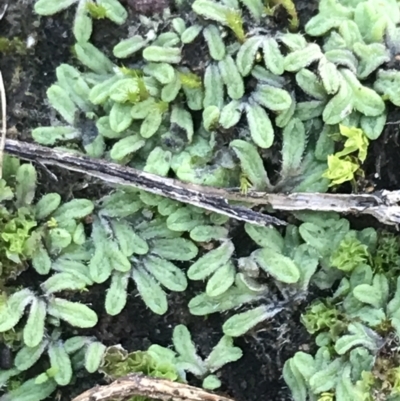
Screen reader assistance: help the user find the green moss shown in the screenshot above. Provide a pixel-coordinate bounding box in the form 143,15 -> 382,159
266,0 -> 299,31
301,300 -> 342,335
100,346 -> 181,401
330,234 -> 371,272
101,347 -> 180,381
86,2 -> 108,19
0,204 -> 38,283
0,37 -> 27,55
373,231 -> 400,274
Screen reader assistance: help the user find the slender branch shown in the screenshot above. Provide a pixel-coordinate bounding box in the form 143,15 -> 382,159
4,139 -> 400,226
219,190 -> 400,226
0,4 -> 7,20
4,139 -> 285,227
71,373 -> 236,401
0,72 -> 6,178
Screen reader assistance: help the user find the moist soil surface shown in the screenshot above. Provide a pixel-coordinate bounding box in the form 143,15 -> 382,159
1,1 -> 400,401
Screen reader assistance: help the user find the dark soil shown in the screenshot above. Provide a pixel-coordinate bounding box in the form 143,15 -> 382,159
1,1 -> 400,401
365,105 -> 400,191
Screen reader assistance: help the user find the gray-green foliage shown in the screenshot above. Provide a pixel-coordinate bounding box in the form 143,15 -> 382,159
0,332 -> 105,401
0,290 -> 97,348
34,0 -> 127,43
32,0 -> 343,193
87,189 -> 201,315
13,331 -> 104,386
283,226 -> 400,401
0,159 -> 104,398
149,324 -> 243,390
31,185 -> 229,319
35,0 -> 398,193
187,212 -> 381,338
0,377 -> 57,401
23,0 -> 400,400
0,159 -> 225,397
32,0 -> 400,192
302,0 -> 399,140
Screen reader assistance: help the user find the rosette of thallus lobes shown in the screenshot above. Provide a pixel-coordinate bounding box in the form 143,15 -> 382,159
29,0 -> 400,344
0,157 -> 233,398
0,159 -> 228,395
0,158 -> 104,394
32,0 -> 400,194
2,0 -> 400,400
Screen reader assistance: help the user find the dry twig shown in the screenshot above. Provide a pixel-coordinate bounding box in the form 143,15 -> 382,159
0,71 -> 6,178
4,139 -> 285,227
4,139 -> 400,227
71,373 -> 236,401
0,4 -> 7,20
221,190 -> 400,227
0,3 -> 7,179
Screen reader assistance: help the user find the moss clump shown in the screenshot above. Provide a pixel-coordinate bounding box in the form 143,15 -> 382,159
0,37 -> 27,55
